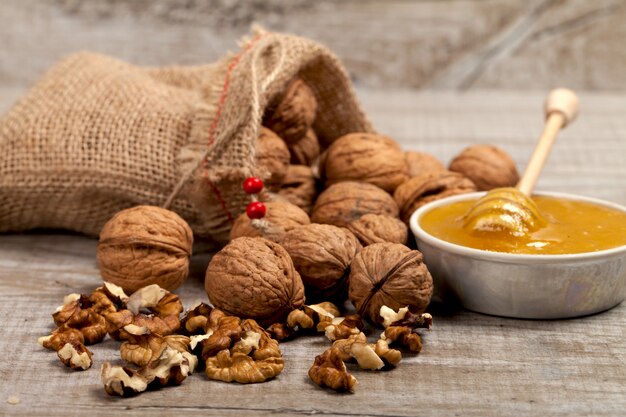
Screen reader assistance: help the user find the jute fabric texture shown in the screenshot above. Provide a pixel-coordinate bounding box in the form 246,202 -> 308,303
0,31 -> 372,245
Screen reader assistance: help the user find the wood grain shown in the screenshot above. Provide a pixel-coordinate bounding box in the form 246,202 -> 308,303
1,0 -> 625,92
0,234 -> 624,417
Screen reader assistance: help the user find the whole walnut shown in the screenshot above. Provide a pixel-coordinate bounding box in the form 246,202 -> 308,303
230,200 -> 310,244
347,214 -> 408,246
282,224 -> 362,302
311,181 -> 399,227
278,165 -> 319,214
97,206 -> 193,293
321,133 -> 408,193
394,171 -> 477,223
349,243 -> 433,326
405,151 -> 446,178
205,237 -> 305,326
256,127 -> 290,191
449,144 -> 520,191
289,128 -> 320,166
264,79 -> 317,145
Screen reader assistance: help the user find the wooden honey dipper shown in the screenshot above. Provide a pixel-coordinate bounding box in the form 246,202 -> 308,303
463,88 -> 580,236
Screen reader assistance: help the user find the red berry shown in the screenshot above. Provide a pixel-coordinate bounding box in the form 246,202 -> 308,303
243,177 -> 264,194
246,201 -> 267,219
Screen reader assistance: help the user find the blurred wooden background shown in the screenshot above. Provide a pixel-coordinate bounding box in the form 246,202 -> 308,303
1,0 -> 624,203
1,0 -> 625,95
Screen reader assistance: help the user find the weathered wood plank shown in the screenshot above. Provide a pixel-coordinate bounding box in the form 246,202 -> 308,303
0,233 -> 624,417
0,0 -> 625,92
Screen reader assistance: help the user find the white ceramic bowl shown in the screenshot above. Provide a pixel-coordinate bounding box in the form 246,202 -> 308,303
410,191 -> 626,319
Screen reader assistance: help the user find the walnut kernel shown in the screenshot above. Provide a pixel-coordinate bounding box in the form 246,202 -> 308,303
199,316 -> 284,384
308,347 -> 357,392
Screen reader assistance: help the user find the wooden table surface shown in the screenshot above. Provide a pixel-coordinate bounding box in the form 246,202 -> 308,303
0,90 -> 625,416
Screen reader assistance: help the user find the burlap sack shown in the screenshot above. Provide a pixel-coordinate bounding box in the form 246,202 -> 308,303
0,30 -> 372,245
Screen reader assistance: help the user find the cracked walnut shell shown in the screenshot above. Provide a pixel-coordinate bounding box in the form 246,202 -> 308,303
97,205 -> 193,293
256,127 -> 290,191
449,144 -> 520,191
281,224 -> 361,302
264,78 -> 317,145
347,214 -> 408,246
205,237 -> 305,326
311,181 -> 399,227
229,200 -> 310,244
320,133 -> 408,192
348,243 -> 433,326
394,171 -> 477,223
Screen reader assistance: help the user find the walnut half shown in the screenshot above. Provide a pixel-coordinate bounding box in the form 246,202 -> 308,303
201,317 -> 284,384
101,346 -> 197,397
309,347 -> 357,392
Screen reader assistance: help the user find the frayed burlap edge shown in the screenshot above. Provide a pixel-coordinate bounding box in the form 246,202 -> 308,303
169,29 -> 374,246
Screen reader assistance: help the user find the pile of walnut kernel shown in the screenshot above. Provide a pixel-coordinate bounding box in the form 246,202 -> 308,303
39,282 -> 286,396
40,78 -> 520,395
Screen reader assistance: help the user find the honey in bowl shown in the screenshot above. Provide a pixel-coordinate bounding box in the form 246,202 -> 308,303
420,195 -> 626,255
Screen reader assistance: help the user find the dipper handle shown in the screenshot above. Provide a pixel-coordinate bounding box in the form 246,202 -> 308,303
544,87 -> 579,127
516,88 -> 579,196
